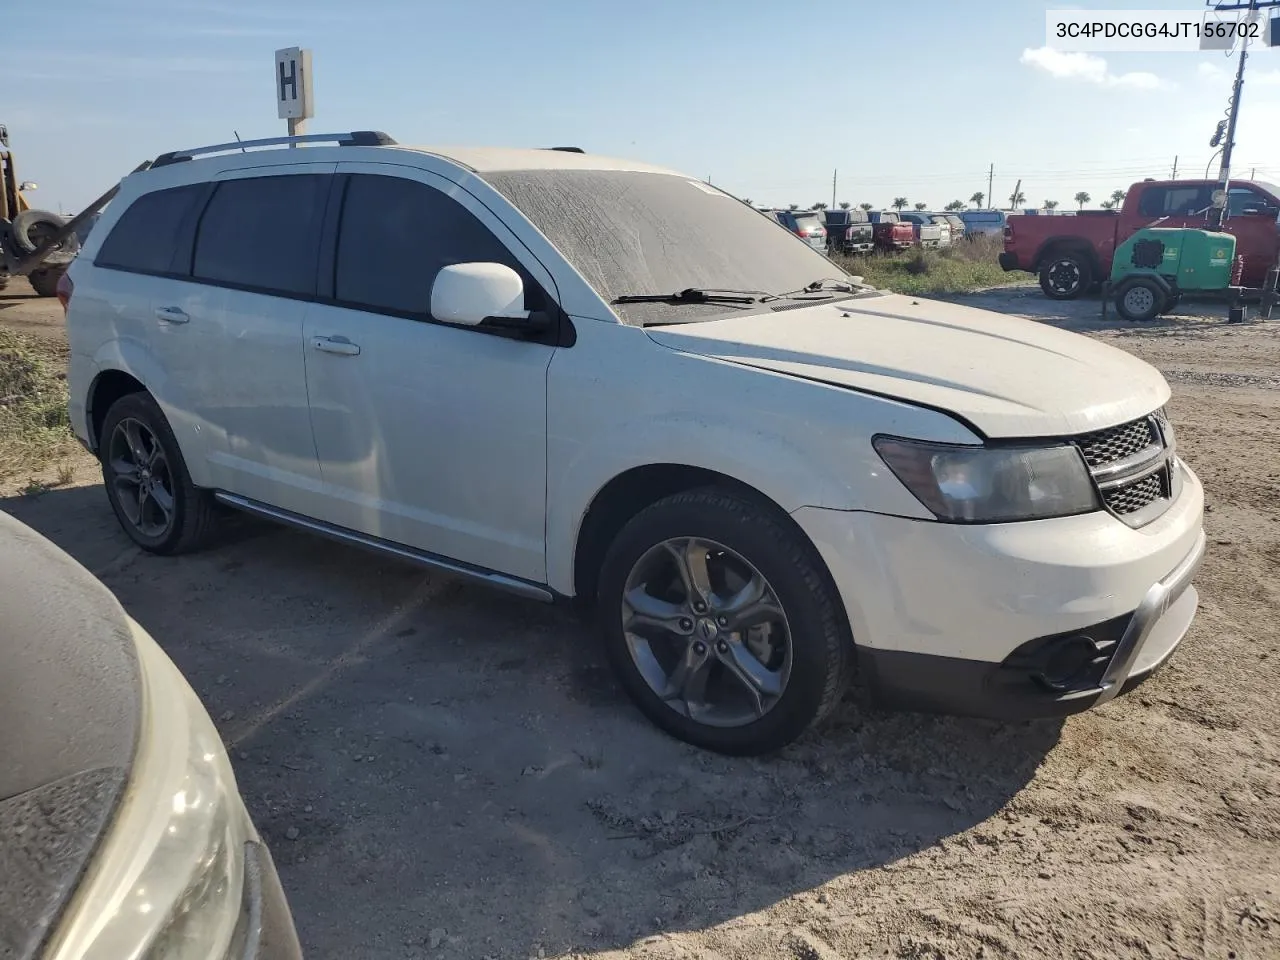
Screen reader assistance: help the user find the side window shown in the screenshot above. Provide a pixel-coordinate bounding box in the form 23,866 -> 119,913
1227,187 -> 1278,217
1138,186 -> 1210,218
333,174 -> 535,318
192,174 -> 328,296
95,184 -> 206,275
1136,187 -> 1168,217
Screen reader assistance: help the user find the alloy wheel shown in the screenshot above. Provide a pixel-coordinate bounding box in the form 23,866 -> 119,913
620,536 -> 792,728
106,418 -> 176,539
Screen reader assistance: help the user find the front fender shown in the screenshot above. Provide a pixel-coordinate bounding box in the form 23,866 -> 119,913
544,323 -> 976,595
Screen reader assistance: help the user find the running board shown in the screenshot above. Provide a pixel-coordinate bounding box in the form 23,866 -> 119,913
212,492 -> 554,603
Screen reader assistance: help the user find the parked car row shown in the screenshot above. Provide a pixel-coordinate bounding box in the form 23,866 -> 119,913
765,205 -> 1009,256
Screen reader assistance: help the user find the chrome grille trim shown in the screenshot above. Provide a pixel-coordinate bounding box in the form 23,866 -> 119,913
1073,409 -> 1174,525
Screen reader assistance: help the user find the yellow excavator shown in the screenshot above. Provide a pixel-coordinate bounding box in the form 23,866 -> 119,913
0,124 -> 81,297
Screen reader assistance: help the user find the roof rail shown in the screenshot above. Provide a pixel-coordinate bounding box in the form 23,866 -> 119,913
544,146 -> 584,153
152,131 -> 397,168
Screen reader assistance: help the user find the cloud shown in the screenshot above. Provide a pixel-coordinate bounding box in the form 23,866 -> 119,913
1198,60 -> 1280,85
1020,46 -> 1167,90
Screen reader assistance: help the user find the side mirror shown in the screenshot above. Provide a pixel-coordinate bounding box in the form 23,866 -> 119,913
430,262 -> 547,331
19,181 -> 37,191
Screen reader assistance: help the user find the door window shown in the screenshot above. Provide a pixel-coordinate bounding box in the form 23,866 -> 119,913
95,184 -> 207,275
1136,185 -> 1212,218
333,174 -> 534,319
192,174 -> 328,296
1227,186 -> 1279,218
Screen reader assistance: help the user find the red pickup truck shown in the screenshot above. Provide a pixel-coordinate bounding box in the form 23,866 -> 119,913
999,179 -> 1280,299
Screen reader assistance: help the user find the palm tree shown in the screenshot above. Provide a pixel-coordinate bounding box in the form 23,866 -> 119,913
1110,189 -> 1126,206
812,202 -> 827,210
742,198 -> 752,207
944,200 -> 964,212
913,202 -> 927,211
1074,191 -> 1090,211
1100,200 -> 1116,210
1044,199 -> 1059,213
1009,188 -> 1026,209
892,197 -> 908,211
969,191 -> 985,208
788,203 -> 800,211
838,201 -> 851,210
859,202 -> 873,211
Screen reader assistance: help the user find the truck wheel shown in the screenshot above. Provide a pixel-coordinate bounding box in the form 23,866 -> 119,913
1039,252 -> 1092,300
596,488 -> 853,755
1115,278 -> 1164,322
10,209 -> 72,255
27,267 -> 61,298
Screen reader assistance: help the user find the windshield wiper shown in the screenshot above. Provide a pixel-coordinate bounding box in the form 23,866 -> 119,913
613,287 -> 764,305
761,278 -> 871,302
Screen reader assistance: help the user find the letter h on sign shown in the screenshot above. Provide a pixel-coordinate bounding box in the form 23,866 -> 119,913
275,47 -> 313,121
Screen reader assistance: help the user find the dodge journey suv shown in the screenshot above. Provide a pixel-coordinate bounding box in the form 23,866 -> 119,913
62,131 -> 1205,755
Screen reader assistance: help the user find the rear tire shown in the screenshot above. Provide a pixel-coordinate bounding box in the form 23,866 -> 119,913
99,392 -> 219,555
596,488 -> 854,755
1039,251 -> 1093,300
1114,277 -> 1164,322
27,267 -> 60,298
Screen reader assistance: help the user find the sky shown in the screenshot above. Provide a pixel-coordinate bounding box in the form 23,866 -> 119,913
7,0 -> 1280,215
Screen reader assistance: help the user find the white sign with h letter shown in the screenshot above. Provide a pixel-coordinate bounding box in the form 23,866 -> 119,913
275,47 -> 313,138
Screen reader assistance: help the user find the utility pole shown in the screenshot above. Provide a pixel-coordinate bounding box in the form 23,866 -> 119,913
1250,166 -> 1256,179
1171,155 -> 1178,178
832,168 -> 837,209
987,163 -> 994,209
1201,0 -> 1280,226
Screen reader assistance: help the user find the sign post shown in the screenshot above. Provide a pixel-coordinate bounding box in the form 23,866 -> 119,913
274,47 -> 314,145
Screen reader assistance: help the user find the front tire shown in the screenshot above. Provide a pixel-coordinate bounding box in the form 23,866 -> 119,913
99,392 -> 219,554
596,488 -> 853,755
1039,251 -> 1093,300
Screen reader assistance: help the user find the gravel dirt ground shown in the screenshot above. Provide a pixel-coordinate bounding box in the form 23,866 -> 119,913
2,279 -> 1278,960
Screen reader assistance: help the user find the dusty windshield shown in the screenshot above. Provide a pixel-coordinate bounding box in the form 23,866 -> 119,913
484,168 -> 877,325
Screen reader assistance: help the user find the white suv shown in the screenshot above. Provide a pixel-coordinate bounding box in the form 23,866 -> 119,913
63,132 -> 1205,755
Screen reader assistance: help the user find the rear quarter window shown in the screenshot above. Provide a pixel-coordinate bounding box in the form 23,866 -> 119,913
94,184 -> 207,275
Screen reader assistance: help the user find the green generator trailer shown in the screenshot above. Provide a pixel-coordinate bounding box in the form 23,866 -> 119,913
1104,226 -> 1279,323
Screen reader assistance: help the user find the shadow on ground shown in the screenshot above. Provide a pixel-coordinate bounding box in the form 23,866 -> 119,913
2,484 -> 1062,959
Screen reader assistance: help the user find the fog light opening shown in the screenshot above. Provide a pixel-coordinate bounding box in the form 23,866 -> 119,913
1034,635 -> 1103,692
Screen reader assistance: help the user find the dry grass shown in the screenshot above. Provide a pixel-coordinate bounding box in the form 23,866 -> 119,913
835,233 -> 1032,296
0,329 -> 78,482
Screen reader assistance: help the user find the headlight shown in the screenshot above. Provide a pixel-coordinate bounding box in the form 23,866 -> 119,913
45,620 -> 251,960
873,436 -> 1099,522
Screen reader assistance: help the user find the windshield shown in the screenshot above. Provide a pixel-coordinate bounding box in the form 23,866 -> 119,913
485,169 -> 869,325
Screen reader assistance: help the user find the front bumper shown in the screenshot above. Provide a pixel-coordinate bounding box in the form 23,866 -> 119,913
998,251 -> 1020,272
792,461 -> 1205,720
859,531 -> 1203,719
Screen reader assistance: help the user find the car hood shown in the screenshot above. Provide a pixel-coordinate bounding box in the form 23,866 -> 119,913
0,512 -> 139,960
644,293 -> 1169,437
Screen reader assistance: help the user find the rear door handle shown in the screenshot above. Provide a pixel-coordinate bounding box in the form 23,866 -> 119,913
155,306 -> 189,324
311,336 -> 361,356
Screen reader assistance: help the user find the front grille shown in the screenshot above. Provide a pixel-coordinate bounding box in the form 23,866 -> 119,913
1103,470 -> 1166,515
1076,417 -> 1158,468
1072,410 -> 1173,525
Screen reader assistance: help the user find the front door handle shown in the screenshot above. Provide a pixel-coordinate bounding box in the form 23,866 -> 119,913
311,336 -> 361,356
155,306 -> 189,324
